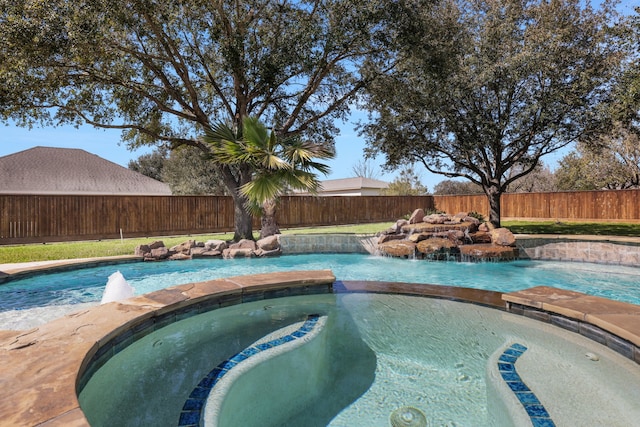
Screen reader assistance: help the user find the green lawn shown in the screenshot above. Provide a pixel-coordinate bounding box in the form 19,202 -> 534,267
0,223 -> 395,264
502,220 -> 640,237
1,220 -> 639,264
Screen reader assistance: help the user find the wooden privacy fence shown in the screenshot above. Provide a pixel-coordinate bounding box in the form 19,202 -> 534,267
0,195 -> 433,244
3,189 -> 640,244
433,189 -> 640,223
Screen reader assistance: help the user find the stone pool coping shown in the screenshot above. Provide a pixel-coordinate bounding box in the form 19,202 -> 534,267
2,247 -> 640,425
0,270 -> 336,426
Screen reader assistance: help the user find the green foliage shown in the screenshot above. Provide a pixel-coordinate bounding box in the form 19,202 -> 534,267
505,162 -> 559,193
555,127 -> 640,191
204,117 -> 334,207
162,146 -> 228,195
0,0 -> 387,240
424,208 -> 445,216
203,117 -> 334,237
361,0 -> 622,226
380,165 -> 428,196
433,180 -> 483,195
467,211 -> 485,222
128,147 -> 168,182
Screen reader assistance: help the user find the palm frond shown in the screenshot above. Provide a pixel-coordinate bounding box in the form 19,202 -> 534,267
240,174 -> 283,204
242,117 -> 269,149
202,122 -> 238,147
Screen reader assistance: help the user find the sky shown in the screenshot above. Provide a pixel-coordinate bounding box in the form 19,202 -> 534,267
1,0 -> 638,192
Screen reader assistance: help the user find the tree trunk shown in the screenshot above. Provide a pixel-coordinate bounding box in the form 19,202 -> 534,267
259,199 -> 280,239
232,200 -> 254,241
260,215 -> 280,239
486,185 -> 502,228
220,164 -> 254,241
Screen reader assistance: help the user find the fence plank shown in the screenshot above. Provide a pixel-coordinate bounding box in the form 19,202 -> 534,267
3,190 -> 640,244
0,195 -> 434,244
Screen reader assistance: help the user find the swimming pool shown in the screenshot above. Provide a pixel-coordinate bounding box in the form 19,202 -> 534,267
77,292 -> 640,427
2,254 -> 640,311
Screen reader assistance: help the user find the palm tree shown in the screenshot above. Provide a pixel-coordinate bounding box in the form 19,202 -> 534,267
202,117 -> 334,239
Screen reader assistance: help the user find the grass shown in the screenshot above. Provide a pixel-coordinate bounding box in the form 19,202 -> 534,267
2,220 -> 639,264
0,222 -> 395,264
502,220 -> 640,237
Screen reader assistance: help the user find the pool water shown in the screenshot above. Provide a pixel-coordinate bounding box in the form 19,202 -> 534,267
2,254 -> 640,314
78,293 -> 640,427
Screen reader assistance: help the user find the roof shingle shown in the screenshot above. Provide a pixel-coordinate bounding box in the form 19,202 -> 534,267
0,147 -> 171,195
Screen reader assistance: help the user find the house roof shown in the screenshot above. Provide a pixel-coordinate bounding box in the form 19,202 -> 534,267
318,177 -> 389,192
0,146 -> 172,195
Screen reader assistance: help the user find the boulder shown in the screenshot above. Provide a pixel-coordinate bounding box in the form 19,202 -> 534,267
408,233 -> 430,243
490,228 -> 516,246
148,240 -> 165,250
463,216 -> 481,225
423,214 -> 448,224
170,239 -> 197,255
255,248 -> 281,257
416,238 -> 458,255
393,219 -> 409,233
228,239 -> 257,251
377,240 -> 416,258
223,248 -> 255,258
168,252 -> 191,261
205,240 -> 228,252
257,235 -> 280,251
402,221 -> 477,234
378,233 -> 407,244
134,244 -> 150,257
479,222 -> 495,231
408,209 -> 425,224
150,246 -> 170,260
432,230 -> 464,241
190,247 -> 214,257
469,231 -> 492,244
459,244 -> 519,260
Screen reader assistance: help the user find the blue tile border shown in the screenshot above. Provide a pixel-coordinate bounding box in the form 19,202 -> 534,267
177,314 -> 321,427
498,343 -> 556,427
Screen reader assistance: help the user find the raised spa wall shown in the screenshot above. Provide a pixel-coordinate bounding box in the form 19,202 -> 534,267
280,233 -> 640,266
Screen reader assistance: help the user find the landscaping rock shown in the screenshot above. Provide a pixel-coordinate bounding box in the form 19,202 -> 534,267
170,240 -> 197,255
393,219 -> 409,232
150,246 -> 170,260
424,214 -> 448,224
228,239 -> 257,251
490,228 -> 516,246
416,238 -> 459,257
205,240 -> 228,251
408,233 -> 430,243
463,216 -> 481,225
408,208 -> 425,224
223,248 -> 255,258
257,235 -> 280,251
459,243 -> 519,260
377,240 -> 416,258
190,247 -> 214,257
134,244 -> 150,257
148,240 -> 165,250
378,233 -> 407,244
255,248 -> 281,257
469,231 -> 492,244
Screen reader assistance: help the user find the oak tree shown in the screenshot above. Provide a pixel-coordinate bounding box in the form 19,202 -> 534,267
0,0 -> 384,240
361,0 -> 622,226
